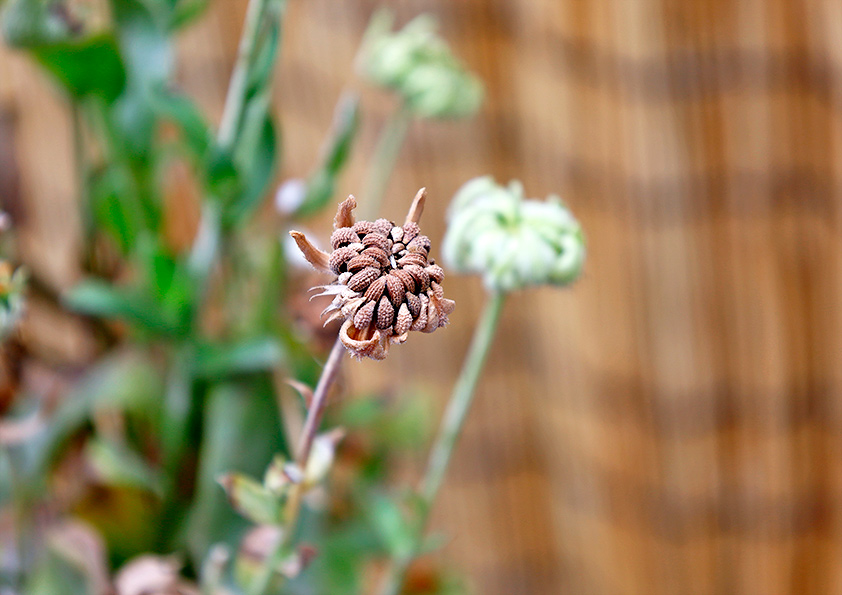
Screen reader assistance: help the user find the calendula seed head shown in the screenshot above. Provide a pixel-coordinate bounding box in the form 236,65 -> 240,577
290,189 -> 454,360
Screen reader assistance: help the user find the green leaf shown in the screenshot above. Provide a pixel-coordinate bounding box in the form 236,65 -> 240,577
218,472 -> 282,525
31,34 -> 127,101
63,280 -> 182,336
295,94 -> 360,218
148,85 -> 213,158
225,109 -> 279,226
193,337 -> 284,379
368,494 -> 415,558
86,437 -> 163,495
89,164 -> 149,253
184,380 -> 287,565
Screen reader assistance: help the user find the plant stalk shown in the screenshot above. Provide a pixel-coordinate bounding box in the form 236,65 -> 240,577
361,103 -> 412,220
378,290 -> 506,595
247,336 -> 347,595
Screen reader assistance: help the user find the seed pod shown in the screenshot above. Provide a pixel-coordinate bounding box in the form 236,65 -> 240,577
362,233 -> 391,252
363,247 -> 390,268
373,218 -> 393,236
391,226 -> 404,242
404,265 -> 430,291
391,242 -> 405,255
426,264 -> 445,284
329,246 -> 359,274
408,235 -> 431,253
402,222 -> 420,244
347,254 -> 379,272
354,301 -> 376,330
405,292 -> 422,318
394,303 -> 412,336
385,274 -> 405,306
348,267 -> 380,292
398,253 -> 427,268
364,276 -> 387,302
331,227 -> 360,249
352,221 -> 375,235
392,269 -> 416,292
376,296 -> 395,329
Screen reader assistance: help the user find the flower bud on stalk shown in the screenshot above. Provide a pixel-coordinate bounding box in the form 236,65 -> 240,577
357,11 -> 483,119
443,176 -> 585,292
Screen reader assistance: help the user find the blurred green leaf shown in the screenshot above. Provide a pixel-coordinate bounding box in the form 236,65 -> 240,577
90,164 -> 150,253
218,472 -> 282,525
32,35 -> 127,101
86,437 -> 163,496
64,280 -> 183,336
295,94 -> 360,218
170,0 -> 210,29
148,85 -> 213,158
160,346 -> 194,478
194,337 -> 284,379
368,494 -> 415,558
185,381 -> 287,565
1,0 -> 79,47
226,108 -> 279,227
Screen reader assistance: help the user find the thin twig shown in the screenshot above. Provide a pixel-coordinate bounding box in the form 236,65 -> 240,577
378,291 -> 507,595
248,337 -> 347,595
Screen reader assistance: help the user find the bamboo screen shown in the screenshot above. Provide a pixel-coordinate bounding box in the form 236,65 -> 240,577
2,0 -> 841,594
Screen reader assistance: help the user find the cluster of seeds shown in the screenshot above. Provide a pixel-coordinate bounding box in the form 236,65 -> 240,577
292,192 -> 454,359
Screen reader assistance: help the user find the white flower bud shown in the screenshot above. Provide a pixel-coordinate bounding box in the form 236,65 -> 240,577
357,11 -> 483,119
443,177 -> 585,292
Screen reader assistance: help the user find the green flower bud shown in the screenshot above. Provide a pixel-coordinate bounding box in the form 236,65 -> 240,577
443,177 -> 585,292
357,10 -> 483,119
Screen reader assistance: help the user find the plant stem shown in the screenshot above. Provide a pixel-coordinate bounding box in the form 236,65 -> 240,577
247,337 -> 347,595
378,291 -> 506,595
217,0 -> 268,152
360,103 -> 412,220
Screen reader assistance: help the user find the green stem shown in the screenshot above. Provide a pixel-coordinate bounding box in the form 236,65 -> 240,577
378,291 -> 507,595
247,337 -> 347,595
360,103 -> 412,220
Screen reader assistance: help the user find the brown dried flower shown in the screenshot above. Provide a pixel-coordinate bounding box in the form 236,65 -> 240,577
290,189 -> 455,360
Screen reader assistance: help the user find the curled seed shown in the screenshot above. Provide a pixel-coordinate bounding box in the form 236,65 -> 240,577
362,233 -> 391,252
405,292 -> 421,318
330,227 -> 360,250
329,246 -> 359,274
376,296 -> 395,329
402,222 -> 420,244
404,265 -> 430,291
347,254 -> 379,272
364,276 -> 387,302
392,269 -> 416,292
373,218 -> 393,236
391,227 -> 404,242
391,242 -> 405,255
362,247 -> 390,268
394,303 -> 412,336
352,221 -> 375,235
408,235 -> 431,253
353,301 -> 375,330
398,253 -> 427,268
429,281 -> 445,300
385,274 -> 405,306
426,264 -> 445,283
348,267 -> 380,292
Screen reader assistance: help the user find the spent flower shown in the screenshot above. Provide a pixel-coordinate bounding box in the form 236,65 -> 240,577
357,11 -> 483,119
290,189 -> 454,360
443,176 -> 585,292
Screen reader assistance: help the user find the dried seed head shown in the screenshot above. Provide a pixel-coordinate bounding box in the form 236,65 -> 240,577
290,189 -> 454,359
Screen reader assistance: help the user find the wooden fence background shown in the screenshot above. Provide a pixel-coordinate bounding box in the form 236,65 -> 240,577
3,0 -> 842,593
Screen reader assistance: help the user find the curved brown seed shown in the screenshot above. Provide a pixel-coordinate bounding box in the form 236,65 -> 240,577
362,233 -> 391,252
347,254 -> 379,272
352,221 -> 375,236
329,246 -> 359,274
391,242 -> 405,255
364,276 -> 387,302
405,292 -> 421,318
402,222 -> 420,244
392,269 -> 416,292
426,264 -> 445,283
398,253 -> 427,268
394,303 -> 412,336
408,235 -> 431,253
362,247 -> 390,268
404,264 -> 430,291
353,300 -> 376,330
385,274 -> 406,306
376,296 -> 395,329
373,218 -> 393,236
348,267 -> 380,292
390,227 -> 404,242
330,227 -> 360,250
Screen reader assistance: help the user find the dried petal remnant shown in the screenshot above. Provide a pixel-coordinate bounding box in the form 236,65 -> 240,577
290,189 -> 454,359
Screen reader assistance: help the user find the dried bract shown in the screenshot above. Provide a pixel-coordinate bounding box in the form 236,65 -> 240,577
290,189 -> 454,359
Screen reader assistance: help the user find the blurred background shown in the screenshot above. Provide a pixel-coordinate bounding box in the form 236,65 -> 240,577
2,1 -> 841,594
